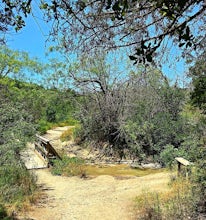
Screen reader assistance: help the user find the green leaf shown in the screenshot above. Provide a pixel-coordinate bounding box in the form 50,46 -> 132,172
129,55 -> 137,60
40,3 -> 48,9
179,42 -> 185,47
146,54 -> 152,62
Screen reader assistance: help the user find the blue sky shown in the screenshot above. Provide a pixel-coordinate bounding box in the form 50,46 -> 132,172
7,16 -> 49,61
6,12 -> 189,86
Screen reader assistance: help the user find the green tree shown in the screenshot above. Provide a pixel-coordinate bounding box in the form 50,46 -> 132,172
0,46 -> 42,81
123,70 -> 188,159
42,58 -> 69,89
190,52 -> 206,113
0,0 -> 31,31
189,50 -> 206,215
71,54 -> 188,160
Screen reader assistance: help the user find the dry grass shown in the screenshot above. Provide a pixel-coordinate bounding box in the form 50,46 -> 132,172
4,190 -> 45,219
60,127 -> 74,142
134,178 -> 197,220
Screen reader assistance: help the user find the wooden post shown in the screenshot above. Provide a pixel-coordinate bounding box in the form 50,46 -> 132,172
177,161 -> 181,177
175,157 -> 192,178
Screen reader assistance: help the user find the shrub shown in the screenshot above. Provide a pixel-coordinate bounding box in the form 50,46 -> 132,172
0,164 -> 37,204
160,144 -> 189,168
72,125 -> 84,144
192,147 -> 206,214
51,156 -> 86,177
160,145 -> 178,168
0,204 -> 11,220
135,179 -> 199,220
37,119 -> 52,134
60,128 -> 74,142
65,117 -> 79,126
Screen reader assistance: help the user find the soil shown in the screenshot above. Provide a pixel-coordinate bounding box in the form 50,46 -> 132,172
19,127 -> 171,220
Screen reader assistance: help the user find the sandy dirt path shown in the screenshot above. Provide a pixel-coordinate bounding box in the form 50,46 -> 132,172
23,171 -> 170,220
20,127 -> 170,220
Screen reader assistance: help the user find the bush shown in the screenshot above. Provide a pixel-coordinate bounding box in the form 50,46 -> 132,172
72,125 -> 84,144
0,204 -> 11,220
192,147 -> 206,214
51,156 -> 86,177
160,144 -> 189,168
160,145 -> 179,168
37,119 -> 52,134
60,128 -> 74,142
65,117 -> 79,126
0,164 -> 37,204
135,179 -> 199,220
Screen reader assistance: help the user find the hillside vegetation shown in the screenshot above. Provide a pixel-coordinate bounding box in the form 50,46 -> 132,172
0,46 -> 205,218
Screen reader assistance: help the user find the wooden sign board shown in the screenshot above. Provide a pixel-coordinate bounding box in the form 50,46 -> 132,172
175,157 -> 193,178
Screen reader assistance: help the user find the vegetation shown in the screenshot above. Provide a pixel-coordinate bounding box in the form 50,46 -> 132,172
133,46 -> 206,219
39,0 -> 206,64
60,127 -> 75,142
0,204 -> 13,220
51,156 -> 86,177
0,2 -> 205,214
1,1 -> 205,64
0,76 -> 37,216
0,46 -> 42,80
69,54 -> 200,163
0,47 -> 78,215
135,179 -> 199,220
190,51 -> 206,113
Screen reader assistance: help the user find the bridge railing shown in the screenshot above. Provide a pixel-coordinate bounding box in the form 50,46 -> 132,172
34,134 -> 61,166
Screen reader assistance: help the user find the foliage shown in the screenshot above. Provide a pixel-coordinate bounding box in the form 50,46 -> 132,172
42,58 -> 69,90
73,55 -> 189,160
60,127 -> 74,142
37,119 -> 52,134
1,1 -> 205,64
124,96 -> 188,159
190,51 -> 206,113
189,50 -> 206,215
0,164 -> 36,204
0,204 -> 12,220
192,147 -> 206,214
0,0 -> 31,34
0,81 -> 37,206
160,145 -> 180,168
37,0 -> 205,64
135,179 -> 200,220
0,76 -> 78,134
160,137 -> 201,168
44,89 -> 76,124
0,46 -> 42,80
51,156 -> 86,177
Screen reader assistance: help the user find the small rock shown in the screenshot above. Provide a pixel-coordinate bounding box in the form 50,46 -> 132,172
130,163 -> 142,169
141,163 -> 162,169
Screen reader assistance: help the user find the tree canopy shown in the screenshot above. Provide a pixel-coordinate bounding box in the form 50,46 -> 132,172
0,0 -> 206,63
0,46 -> 42,80
41,0 -> 206,63
190,51 -> 206,113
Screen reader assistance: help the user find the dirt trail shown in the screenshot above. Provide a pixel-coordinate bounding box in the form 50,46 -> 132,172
20,127 -> 170,220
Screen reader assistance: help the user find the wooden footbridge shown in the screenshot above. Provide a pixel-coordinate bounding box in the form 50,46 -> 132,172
34,134 -> 61,167
21,135 -> 61,169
